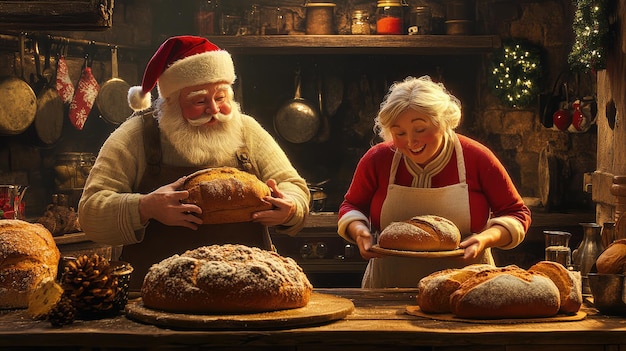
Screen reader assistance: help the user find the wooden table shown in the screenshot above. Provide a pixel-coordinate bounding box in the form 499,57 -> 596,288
1,288 -> 625,351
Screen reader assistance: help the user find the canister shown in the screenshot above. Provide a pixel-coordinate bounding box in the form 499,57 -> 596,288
376,0 -> 403,35
305,2 -> 336,35
408,6 -> 432,35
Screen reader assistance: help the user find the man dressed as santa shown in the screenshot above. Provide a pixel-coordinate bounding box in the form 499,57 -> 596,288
78,36 -> 310,289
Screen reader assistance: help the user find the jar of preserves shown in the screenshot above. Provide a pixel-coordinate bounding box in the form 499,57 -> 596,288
351,10 -> 370,35
376,0 -> 403,35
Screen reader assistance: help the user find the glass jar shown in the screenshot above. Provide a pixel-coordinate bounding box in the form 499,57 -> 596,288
376,0 -> 403,35
408,6 -> 432,35
351,10 -> 370,35
54,152 -> 96,191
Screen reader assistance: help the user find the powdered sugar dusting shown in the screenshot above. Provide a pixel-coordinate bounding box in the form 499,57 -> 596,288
142,244 -> 313,313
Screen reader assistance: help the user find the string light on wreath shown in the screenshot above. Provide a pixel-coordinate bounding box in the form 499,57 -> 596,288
489,40 -> 542,108
568,0 -> 609,72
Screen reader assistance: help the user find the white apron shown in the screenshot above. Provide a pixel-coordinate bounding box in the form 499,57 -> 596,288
362,132 -> 493,288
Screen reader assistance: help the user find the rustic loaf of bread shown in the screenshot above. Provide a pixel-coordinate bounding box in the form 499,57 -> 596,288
449,266 -> 561,319
378,215 -> 461,251
529,260 -> 582,315
141,244 -> 313,314
596,239 -> 626,274
182,167 -> 273,224
0,219 -> 60,309
417,264 -> 494,313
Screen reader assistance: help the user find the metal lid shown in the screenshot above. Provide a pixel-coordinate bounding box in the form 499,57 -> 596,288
377,0 -> 402,7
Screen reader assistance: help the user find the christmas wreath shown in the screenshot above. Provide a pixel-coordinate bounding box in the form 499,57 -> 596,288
568,0 -> 609,72
489,40 -> 542,108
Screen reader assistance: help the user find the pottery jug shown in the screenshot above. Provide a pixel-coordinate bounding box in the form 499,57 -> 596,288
572,222 -> 604,295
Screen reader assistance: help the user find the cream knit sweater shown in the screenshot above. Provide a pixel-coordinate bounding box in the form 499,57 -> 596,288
78,113 -> 309,246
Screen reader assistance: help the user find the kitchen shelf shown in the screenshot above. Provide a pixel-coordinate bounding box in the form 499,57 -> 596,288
204,35 -> 501,55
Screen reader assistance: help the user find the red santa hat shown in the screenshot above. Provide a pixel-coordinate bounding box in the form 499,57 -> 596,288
128,35 -> 236,111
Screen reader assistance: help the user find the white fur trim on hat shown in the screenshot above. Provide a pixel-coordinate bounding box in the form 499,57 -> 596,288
128,86 -> 152,111
157,50 -> 236,99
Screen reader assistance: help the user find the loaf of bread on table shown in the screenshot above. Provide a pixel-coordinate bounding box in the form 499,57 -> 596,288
449,266 -> 561,319
596,239 -> 626,274
529,260 -> 582,315
141,244 -> 313,314
0,219 -> 60,309
378,215 -> 461,251
181,167 -> 273,224
418,264 -> 494,313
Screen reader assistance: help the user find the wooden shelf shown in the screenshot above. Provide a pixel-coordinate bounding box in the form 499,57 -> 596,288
204,35 -> 501,55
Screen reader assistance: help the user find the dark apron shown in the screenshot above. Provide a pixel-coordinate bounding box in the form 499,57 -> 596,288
121,113 -> 272,290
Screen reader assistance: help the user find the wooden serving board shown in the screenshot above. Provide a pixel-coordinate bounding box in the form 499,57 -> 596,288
125,292 -> 354,330
370,245 -> 464,258
405,305 -> 587,324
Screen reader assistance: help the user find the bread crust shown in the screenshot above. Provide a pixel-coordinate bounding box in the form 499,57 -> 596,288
449,266 -> 561,319
529,261 -> 582,315
0,220 -> 60,309
596,239 -> 626,274
182,167 -> 273,224
378,215 -> 461,251
141,244 -> 313,314
417,264 -> 493,313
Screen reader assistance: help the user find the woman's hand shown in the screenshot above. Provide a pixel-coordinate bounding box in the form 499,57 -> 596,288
252,179 -> 296,226
138,176 -> 203,229
459,224 -> 512,260
348,221 -> 383,260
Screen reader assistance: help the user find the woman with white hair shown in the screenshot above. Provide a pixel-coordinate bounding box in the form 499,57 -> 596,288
338,76 -> 531,288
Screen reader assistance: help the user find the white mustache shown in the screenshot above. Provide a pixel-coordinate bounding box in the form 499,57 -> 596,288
186,112 -> 232,126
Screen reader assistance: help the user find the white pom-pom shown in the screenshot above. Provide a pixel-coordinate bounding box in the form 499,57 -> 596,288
128,86 -> 152,112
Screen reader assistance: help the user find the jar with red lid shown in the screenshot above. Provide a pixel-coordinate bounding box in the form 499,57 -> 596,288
376,0 -> 403,35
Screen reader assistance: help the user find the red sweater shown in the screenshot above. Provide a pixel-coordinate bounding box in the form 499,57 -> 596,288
339,134 -> 531,234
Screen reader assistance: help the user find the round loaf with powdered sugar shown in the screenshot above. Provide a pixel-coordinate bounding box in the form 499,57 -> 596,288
449,266 -> 561,319
378,215 -> 461,251
141,244 -> 313,314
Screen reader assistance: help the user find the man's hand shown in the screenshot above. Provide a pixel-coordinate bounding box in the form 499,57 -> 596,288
251,179 -> 296,227
138,176 -> 203,229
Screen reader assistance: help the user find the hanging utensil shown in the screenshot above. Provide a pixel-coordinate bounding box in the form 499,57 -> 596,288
274,67 -> 321,144
31,37 -> 64,146
314,64 -> 330,143
96,45 -> 133,126
0,33 -> 37,135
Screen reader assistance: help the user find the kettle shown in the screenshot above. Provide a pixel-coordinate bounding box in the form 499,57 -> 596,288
0,185 -> 28,219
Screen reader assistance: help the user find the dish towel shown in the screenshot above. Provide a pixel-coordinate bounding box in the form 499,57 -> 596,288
69,66 -> 100,130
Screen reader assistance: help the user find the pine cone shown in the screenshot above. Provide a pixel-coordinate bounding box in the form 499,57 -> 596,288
48,296 -> 76,327
61,254 -> 119,316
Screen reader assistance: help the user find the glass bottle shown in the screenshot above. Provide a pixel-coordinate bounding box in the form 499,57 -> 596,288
572,222 -> 605,296
376,0 -> 403,35
351,10 -> 370,35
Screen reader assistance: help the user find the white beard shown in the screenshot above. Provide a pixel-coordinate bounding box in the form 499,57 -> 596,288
155,98 -> 245,165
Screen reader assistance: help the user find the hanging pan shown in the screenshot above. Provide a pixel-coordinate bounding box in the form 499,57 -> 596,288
274,67 -> 321,144
0,34 -> 37,135
96,46 -> 133,126
30,38 -> 64,146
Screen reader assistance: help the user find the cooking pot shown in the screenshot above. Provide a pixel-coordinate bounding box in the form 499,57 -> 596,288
274,68 -> 321,144
308,179 -> 329,212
